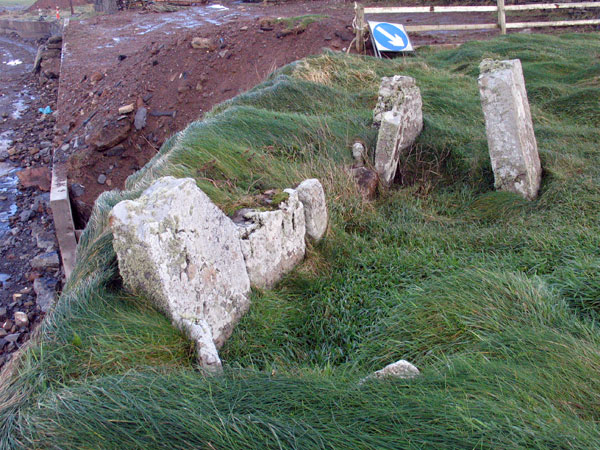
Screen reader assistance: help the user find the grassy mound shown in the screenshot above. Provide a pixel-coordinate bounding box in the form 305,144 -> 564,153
1,33 -> 600,449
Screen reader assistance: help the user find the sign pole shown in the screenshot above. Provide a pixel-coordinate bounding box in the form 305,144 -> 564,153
497,0 -> 507,34
355,3 -> 365,53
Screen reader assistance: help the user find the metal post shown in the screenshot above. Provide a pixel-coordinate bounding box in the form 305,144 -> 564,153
355,2 -> 365,53
497,0 -> 507,34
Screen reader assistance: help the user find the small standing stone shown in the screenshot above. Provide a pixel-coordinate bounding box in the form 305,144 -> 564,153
374,76 -> 423,186
478,59 -> 541,200
352,141 -> 366,165
296,179 -> 327,242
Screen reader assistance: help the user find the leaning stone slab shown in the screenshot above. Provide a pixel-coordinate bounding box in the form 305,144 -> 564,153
109,176 -> 251,372
236,189 -> 306,289
478,59 -> 541,200
374,76 -> 423,186
296,179 -> 327,242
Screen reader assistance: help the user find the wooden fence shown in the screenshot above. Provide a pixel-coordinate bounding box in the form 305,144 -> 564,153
354,1 -> 600,51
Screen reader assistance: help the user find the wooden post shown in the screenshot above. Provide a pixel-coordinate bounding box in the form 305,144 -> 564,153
355,2 -> 365,53
497,0 -> 507,34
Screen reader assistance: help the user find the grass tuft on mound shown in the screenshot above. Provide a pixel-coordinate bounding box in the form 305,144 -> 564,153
1,33 -> 600,449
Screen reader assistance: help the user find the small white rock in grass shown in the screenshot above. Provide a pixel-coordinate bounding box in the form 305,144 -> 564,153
296,178 -> 327,242
369,360 -> 420,380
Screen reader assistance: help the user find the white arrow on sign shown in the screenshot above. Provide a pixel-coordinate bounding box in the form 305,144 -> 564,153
377,27 -> 406,48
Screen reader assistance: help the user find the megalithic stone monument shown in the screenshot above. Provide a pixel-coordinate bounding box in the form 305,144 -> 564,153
374,76 -> 423,186
478,59 -> 542,200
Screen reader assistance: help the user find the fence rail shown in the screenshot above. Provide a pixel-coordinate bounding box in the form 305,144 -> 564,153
354,1 -> 600,51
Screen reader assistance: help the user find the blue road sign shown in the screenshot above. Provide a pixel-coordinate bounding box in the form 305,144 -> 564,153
369,21 -> 414,52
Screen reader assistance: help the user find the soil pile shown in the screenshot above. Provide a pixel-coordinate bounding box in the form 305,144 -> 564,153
27,0 -> 91,12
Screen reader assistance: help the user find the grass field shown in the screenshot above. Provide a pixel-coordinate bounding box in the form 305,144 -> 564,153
1,32 -> 600,449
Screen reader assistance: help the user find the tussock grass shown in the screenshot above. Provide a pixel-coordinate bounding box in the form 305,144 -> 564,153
1,33 -> 600,449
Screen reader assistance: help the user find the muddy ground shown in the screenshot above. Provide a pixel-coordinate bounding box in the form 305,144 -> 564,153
0,33 -> 61,369
53,0 -> 599,219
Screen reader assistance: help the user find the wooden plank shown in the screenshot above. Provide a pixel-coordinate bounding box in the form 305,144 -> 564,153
355,2 -> 365,53
364,6 -> 498,14
50,164 -> 77,279
505,2 -> 600,11
506,18 -> 600,28
405,23 -> 499,32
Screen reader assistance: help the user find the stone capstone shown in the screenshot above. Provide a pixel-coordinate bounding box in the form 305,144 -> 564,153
374,76 -> 423,186
478,59 -> 541,200
236,189 -> 306,289
109,177 -> 251,371
296,179 -> 327,242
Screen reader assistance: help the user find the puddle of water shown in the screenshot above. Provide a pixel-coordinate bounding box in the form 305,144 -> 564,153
5,59 -> 22,66
208,4 -> 228,10
11,98 -> 27,120
0,161 -> 19,236
0,273 -> 10,284
0,130 -> 13,154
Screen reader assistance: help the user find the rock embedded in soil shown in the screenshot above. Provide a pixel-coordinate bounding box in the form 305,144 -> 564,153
30,251 -> 60,270
109,176 -> 251,372
13,311 -> 28,328
17,166 -> 51,191
351,166 -> 379,200
478,59 -> 541,201
295,178 -> 327,242
374,76 -> 423,186
33,277 -> 57,313
134,107 -> 147,130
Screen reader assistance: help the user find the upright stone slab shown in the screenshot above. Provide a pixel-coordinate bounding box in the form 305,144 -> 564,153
478,59 -> 541,200
109,177 -> 251,371
236,189 -> 306,289
296,179 -> 327,242
374,76 -> 423,186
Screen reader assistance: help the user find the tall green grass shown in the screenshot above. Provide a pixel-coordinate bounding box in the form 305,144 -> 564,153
1,33 -> 600,449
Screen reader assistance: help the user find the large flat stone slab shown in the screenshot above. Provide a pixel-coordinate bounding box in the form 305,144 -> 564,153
109,176 -> 251,371
478,59 -> 541,200
236,189 -> 306,289
374,76 -> 423,186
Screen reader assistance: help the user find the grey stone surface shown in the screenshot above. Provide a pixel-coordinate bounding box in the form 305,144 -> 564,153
237,189 -> 306,289
371,360 -> 420,380
374,76 -> 423,186
30,251 -> 59,269
478,59 -> 541,200
33,277 -> 57,313
296,179 -> 327,242
352,141 -> 366,165
110,177 -> 251,371
134,107 -> 147,130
